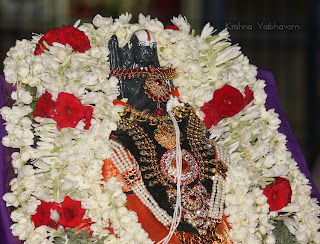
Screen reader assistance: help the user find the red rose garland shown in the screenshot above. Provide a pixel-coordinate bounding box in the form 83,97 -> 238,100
263,177 -> 292,211
201,85 -> 254,128
34,91 -> 93,130
34,25 -> 91,55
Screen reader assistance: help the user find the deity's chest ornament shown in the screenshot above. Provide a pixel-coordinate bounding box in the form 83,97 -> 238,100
110,105 -> 229,239
160,148 -> 199,185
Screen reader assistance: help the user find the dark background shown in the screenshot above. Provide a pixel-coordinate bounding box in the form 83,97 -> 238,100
0,0 -> 319,184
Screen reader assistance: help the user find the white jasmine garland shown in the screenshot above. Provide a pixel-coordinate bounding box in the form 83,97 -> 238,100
1,13 -> 319,244
3,192 -> 19,207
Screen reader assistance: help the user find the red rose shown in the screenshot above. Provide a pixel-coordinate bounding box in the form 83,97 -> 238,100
75,219 -> 93,237
31,201 -> 60,229
201,85 -> 254,128
263,177 -> 292,211
244,85 -> 254,107
165,25 -> 192,35
165,25 -> 180,30
34,28 -> 61,55
35,26 -> 91,55
213,85 -> 244,117
62,26 -> 91,53
34,91 -> 55,118
83,106 -> 94,130
201,102 -> 222,128
58,196 -> 86,228
53,93 -> 84,130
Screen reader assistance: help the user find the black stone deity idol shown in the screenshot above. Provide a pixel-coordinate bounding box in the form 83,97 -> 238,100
108,29 -> 175,115
107,30 -> 230,242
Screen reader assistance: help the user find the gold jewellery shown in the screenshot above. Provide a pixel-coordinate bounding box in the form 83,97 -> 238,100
110,67 -> 178,115
116,105 -> 228,237
154,120 -> 177,149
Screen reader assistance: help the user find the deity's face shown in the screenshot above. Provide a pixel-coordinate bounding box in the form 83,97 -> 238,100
130,30 -> 157,66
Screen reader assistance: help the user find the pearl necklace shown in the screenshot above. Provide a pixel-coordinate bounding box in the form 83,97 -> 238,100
208,144 -> 229,221
110,139 -> 172,226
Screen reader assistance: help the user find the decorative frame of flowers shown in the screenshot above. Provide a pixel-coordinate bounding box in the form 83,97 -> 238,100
1,13 -> 319,244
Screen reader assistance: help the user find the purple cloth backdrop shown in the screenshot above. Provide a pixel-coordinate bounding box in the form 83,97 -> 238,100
0,70 -> 319,243
257,68 -> 320,201
1,75 -> 16,244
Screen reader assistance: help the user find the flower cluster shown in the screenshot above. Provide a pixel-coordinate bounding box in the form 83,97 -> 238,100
1,16 -> 151,244
263,177 -> 292,211
34,91 -> 93,130
32,196 -> 88,230
201,84 -> 254,128
1,13 -> 319,244
34,25 -> 91,55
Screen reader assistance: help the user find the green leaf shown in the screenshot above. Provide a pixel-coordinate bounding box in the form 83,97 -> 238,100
205,35 -> 219,43
57,55 -> 72,75
54,228 -> 108,244
42,40 -> 50,49
272,219 -> 297,244
251,134 -> 259,146
81,66 -> 91,72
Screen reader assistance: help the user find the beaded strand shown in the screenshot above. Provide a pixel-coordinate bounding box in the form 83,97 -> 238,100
132,182 -> 172,226
208,175 -> 225,221
214,143 -> 230,166
109,139 -> 173,227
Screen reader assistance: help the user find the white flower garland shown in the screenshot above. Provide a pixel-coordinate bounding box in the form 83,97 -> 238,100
1,13 -> 319,244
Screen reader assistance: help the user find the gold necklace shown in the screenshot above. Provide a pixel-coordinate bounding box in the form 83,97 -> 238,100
116,105 -> 228,235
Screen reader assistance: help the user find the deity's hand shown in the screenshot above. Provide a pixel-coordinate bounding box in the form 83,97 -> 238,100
108,35 -> 121,69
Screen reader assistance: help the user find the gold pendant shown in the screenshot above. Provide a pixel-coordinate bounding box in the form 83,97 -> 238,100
154,120 -> 176,149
